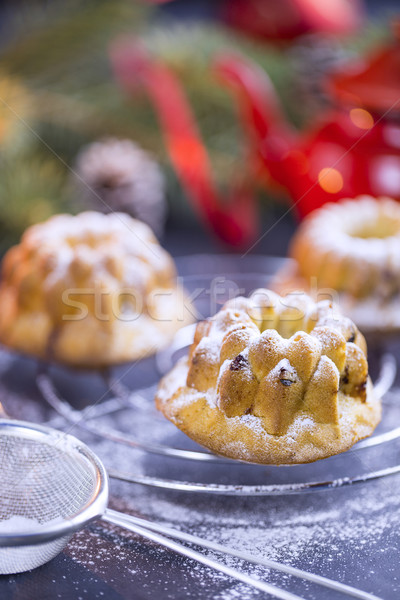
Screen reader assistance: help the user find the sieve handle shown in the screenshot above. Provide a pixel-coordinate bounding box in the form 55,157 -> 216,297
102,509 -> 303,600
102,509 -> 382,600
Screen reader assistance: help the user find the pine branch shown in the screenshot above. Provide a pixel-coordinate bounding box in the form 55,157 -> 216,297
0,154 -> 68,249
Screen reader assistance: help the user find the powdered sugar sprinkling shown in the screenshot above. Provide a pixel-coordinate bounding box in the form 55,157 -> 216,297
0,515 -> 62,533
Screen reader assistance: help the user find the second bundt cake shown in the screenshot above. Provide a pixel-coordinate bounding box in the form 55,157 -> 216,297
0,211 -> 192,367
273,196 -> 400,333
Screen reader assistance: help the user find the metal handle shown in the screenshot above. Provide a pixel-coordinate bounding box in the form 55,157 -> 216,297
102,509 -> 304,600
103,509 -> 382,600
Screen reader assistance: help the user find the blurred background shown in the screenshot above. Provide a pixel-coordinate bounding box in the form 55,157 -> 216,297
0,0 -> 397,257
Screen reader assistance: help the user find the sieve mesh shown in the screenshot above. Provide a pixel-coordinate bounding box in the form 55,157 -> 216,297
0,422 -> 108,574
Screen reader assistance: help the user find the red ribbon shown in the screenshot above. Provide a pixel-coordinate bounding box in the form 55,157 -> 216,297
110,40 -> 259,247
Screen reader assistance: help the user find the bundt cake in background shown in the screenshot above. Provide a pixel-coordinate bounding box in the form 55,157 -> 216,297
0,212 -> 192,367
273,196 -> 400,333
156,289 -> 380,464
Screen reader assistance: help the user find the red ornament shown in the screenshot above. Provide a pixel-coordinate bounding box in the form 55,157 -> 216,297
215,23 -> 400,217
221,0 -> 364,41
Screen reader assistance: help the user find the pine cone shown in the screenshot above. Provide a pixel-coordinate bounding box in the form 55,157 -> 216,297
74,138 -> 167,237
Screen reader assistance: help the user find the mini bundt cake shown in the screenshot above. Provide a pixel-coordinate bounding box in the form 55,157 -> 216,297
156,289 -> 381,464
273,196 -> 400,333
0,212 -> 192,367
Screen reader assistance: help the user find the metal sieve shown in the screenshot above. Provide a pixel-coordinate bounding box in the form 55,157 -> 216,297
0,419 -> 108,574
0,420 -> 382,600
0,419 -> 301,599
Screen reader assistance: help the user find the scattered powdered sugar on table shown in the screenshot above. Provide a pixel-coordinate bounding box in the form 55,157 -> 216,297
61,407 -> 400,600
63,473 -> 400,599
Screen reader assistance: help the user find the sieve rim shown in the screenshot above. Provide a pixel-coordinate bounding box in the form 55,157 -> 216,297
0,419 -> 109,547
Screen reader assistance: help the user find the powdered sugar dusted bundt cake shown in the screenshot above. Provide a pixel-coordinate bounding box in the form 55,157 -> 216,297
274,196 -> 400,333
0,212 -> 192,367
156,289 -> 380,464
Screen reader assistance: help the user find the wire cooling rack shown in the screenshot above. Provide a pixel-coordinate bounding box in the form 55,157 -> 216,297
33,337 -> 399,497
